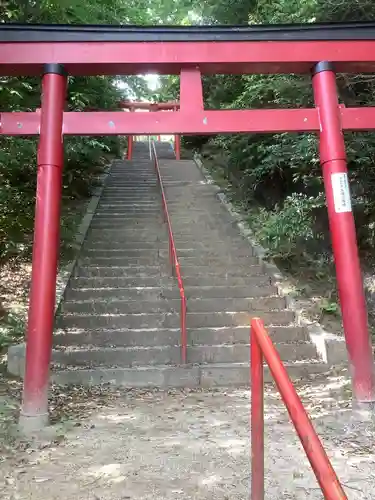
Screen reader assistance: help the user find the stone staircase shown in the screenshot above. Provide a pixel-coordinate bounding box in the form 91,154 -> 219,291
45,141 -> 325,386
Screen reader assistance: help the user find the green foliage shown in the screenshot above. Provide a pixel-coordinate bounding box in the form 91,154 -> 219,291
319,299 -> 339,315
250,193 -> 325,260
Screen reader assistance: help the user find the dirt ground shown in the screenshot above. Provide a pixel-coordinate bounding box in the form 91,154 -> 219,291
0,370 -> 374,500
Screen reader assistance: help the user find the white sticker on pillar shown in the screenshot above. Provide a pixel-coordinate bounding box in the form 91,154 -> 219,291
331,172 -> 352,213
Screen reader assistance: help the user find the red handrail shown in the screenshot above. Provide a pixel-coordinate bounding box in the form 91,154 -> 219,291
250,318 -> 347,500
151,141 -> 187,364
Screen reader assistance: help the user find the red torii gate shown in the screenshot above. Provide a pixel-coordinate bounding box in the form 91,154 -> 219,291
119,100 -> 181,160
1,22 -> 375,429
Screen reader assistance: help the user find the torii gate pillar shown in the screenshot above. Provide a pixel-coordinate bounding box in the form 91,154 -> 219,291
313,61 -> 375,407
20,64 -> 67,431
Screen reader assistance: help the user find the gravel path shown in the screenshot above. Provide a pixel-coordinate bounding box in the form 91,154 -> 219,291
0,374 -> 374,499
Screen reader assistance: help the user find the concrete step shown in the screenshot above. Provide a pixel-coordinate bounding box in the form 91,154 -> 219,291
69,276 -> 171,289
96,204 -> 160,209
51,340 -> 315,368
59,310 -> 294,330
99,195 -> 158,201
64,284 -> 275,302
95,205 -> 161,210
64,286 -> 179,302
180,266 -> 263,278
81,244 -> 167,254
184,285 -> 278,298
181,275 -> 271,287
197,361 -> 326,387
77,256 -> 164,266
101,183 -> 157,187
172,231 -> 246,242
85,230 -> 166,239
59,312 -> 181,330
88,223 -> 163,230
189,325 -> 309,345
103,186 -> 157,190
173,237 -> 250,247
61,296 -> 286,314
93,210 -> 161,216
78,248 -> 180,259
98,199 -> 159,205
78,252 -> 165,262
53,325 -> 308,348
94,200 -> 160,206
100,193 -> 158,197
100,185 -> 157,189
88,221 -> 163,229
98,201 -> 160,206
186,296 -> 286,311
100,183 -> 157,187
86,229 -> 164,238
72,271 -> 270,289
177,257 -> 260,268
185,310 -> 295,328
89,221 -> 163,228
105,182 -> 158,184
104,184 -> 157,187
104,186 -> 156,189
52,345 -> 181,367
52,327 -> 180,348
75,266 -> 167,278
83,238 -> 165,248
49,361 -> 326,388
93,211 -> 162,217
89,216 -> 162,224
160,248 -> 256,259
187,342 -> 316,364
94,205 -> 162,214
101,178 -> 157,182
61,298 -> 178,314
95,206 -> 161,211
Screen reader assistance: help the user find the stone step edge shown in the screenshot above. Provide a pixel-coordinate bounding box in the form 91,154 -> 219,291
52,325 -> 302,334
67,285 -> 273,291
8,344 -> 330,386
62,295 -> 282,304
51,342 -> 312,353
50,362 -> 330,387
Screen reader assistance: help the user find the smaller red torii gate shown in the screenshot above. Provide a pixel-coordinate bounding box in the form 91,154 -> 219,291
120,100 -> 181,160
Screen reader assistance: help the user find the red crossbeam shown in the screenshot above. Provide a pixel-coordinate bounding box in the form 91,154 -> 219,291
3,41 -> 375,76
3,107 -> 375,135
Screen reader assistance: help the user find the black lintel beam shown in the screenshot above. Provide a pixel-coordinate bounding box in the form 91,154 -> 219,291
2,21 -> 375,42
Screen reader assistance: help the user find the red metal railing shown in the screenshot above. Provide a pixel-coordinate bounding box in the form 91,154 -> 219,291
250,317 -> 347,500
151,141 -> 187,364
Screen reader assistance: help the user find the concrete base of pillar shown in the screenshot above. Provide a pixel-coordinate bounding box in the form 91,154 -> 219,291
352,399 -> 375,422
19,411 -> 49,435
